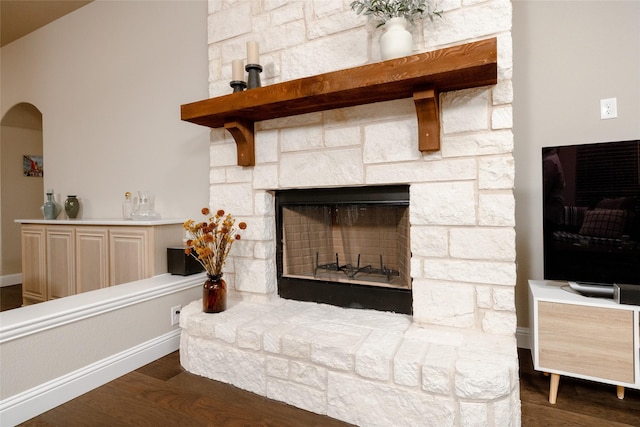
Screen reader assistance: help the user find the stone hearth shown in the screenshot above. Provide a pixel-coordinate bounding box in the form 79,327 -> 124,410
181,0 -> 518,426
180,297 -> 519,426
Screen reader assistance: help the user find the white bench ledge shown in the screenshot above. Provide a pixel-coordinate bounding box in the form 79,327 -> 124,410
0,273 -> 206,343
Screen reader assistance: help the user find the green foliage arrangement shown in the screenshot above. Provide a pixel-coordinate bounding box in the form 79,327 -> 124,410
350,0 -> 443,27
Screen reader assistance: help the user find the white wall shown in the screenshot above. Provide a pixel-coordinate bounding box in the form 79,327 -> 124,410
0,2 -> 211,422
0,0 -> 210,223
1,104 -> 43,275
512,0 -> 640,328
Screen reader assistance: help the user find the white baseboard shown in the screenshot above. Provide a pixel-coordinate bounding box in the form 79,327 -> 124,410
0,329 -> 181,426
0,274 -> 22,287
516,326 -> 530,349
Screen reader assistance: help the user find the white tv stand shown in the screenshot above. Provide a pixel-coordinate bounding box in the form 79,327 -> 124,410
529,280 -> 640,404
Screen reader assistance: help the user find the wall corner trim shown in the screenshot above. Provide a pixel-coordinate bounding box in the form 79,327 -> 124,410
516,326 -> 531,349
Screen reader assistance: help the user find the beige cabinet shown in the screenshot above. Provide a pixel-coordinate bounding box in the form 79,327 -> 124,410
46,226 -> 76,300
109,227 -> 150,286
76,227 -> 109,294
538,301 -> 634,384
529,280 -> 640,404
21,222 -> 183,305
21,225 -> 47,304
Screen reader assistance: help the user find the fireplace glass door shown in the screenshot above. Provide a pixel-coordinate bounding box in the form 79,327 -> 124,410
275,185 -> 412,314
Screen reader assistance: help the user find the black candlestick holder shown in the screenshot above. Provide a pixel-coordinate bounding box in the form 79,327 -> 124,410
246,64 -> 262,89
230,80 -> 247,93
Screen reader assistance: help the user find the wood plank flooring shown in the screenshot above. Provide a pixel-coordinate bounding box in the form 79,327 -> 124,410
18,351 -> 352,427
519,348 -> 640,426
3,285 -> 640,426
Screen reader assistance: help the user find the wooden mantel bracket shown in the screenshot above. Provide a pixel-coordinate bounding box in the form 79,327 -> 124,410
413,87 -> 440,152
224,119 -> 255,166
181,38 -> 498,166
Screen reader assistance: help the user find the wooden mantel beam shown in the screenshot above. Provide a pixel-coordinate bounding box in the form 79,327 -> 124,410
181,38 -> 498,166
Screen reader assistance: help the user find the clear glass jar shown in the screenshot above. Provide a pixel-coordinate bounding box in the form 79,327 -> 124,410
122,192 -> 134,219
130,190 -> 161,220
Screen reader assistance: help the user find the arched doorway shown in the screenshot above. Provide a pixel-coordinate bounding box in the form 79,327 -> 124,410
1,103 -> 43,288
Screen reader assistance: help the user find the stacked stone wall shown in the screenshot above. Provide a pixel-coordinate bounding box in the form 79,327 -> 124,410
183,1 -> 519,425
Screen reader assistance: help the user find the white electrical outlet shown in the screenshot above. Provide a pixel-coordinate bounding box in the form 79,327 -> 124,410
600,97 -> 617,119
170,305 -> 181,326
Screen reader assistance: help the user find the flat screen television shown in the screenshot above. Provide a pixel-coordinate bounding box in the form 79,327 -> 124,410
542,139 -> 640,286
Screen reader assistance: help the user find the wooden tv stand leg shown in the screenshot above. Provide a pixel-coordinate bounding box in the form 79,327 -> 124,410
549,373 -> 560,404
547,375 -> 625,403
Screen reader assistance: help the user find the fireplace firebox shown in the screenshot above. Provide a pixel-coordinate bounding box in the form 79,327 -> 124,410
275,185 -> 411,314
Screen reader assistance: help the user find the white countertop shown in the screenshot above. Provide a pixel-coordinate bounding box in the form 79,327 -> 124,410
15,218 -> 186,226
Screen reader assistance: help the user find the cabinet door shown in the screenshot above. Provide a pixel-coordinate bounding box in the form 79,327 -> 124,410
538,301 -> 634,384
21,225 -> 47,305
46,226 -> 76,300
109,227 -> 151,285
76,227 -> 109,293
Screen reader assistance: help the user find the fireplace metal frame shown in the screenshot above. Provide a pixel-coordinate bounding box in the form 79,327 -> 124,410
274,185 -> 412,314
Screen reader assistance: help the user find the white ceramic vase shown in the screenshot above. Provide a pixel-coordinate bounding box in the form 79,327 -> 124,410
380,17 -> 413,60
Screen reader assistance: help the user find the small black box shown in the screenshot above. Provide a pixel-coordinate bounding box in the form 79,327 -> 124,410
613,284 -> 640,306
167,247 -> 204,276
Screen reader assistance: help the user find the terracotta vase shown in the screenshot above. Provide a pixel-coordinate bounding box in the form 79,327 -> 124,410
203,275 -> 226,313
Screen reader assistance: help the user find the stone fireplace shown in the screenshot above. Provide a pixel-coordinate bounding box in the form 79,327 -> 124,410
180,1 -> 519,426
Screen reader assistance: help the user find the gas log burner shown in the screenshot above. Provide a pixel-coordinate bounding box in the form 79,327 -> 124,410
275,185 -> 411,314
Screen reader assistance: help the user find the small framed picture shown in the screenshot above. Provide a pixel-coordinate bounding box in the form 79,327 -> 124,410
23,155 -> 43,177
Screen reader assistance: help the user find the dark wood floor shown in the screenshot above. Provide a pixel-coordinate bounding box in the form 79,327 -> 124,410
18,351 -> 352,427
519,347 -> 640,426
4,285 -> 640,426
